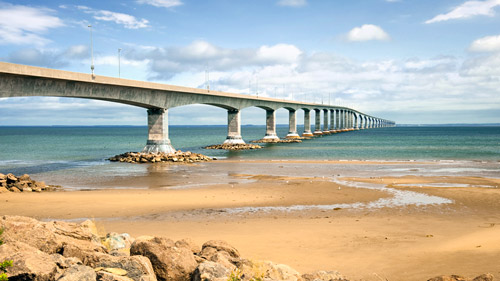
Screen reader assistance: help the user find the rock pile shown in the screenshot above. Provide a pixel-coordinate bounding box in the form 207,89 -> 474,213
251,139 -> 302,144
0,173 -> 58,193
108,151 -> 213,164
205,144 -> 262,150
0,216 -> 495,281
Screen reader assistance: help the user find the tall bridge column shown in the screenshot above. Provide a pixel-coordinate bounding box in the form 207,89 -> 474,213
286,109 -> 300,139
359,115 -> 364,129
263,109 -> 279,140
314,109 -> 323,135
329,110 -> 335,133
354,113 -> 359,130
322,109 -> 330,134
302,109 -> 313,137
334,109 -> 340,133
142,108 -> 176,154
223,109 -> 245,145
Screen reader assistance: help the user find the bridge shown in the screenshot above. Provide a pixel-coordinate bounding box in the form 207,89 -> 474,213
0,62 -> 395,153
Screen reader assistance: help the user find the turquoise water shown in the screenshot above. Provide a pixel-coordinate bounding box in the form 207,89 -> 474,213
0,125 -> 499,177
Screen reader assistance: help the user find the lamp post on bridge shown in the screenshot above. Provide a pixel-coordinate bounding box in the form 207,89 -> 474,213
118,48 -> 122,78
88,25 -> 94,76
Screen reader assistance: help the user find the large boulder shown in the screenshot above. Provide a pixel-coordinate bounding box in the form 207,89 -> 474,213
302,270 -> 348,281
57,264 -> 96,281
473,274 -> 494,281
239,260 -> 301,281
0,241 -> 59,281
192,261 -> 231,281
95,254 -> 157,281
0,215 -> 106,256
427,276 -> 468,281
200,240 -> 240,259
130,236 -> 197,281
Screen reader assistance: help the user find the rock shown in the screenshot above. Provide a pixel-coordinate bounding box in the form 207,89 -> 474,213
192,261 -> 231,281
205,144 -> 262,150
473,274 -> 494,281
108,151 -> 213,164
0,215 -> 107,259
103,267 -> 129,276
95,254 -> 157,281
130,236 -> 197,281
0,240 -> 59,281
240,260 -> 301,281
57,264 -> 97,281
0,173 -> 5,180
427,276 -> 468,281
51,253 -> 83,270
0,186 -> 8,193
103,232 -> 134,251
201,240 -> 240,259
175,238 -> 201,255
302,270 -> 348,281
97,270 -> 136,281
6,173 -> 17,183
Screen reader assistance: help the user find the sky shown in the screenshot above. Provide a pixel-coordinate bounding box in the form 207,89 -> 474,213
1,0 -> 500,125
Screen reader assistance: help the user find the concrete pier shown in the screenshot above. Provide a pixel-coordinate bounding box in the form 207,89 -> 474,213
223,109 -> 245,145
359,115 -> 364,129
142,108 -> 176,154
322,109 -> 330,134
314,109 -> 323,135
263,109 -> 279,140
286,109 -> 300,139
354,113 -> 359,130
329,110 -> 335,133
335,109 -> 340,132
302,109 -> 313,137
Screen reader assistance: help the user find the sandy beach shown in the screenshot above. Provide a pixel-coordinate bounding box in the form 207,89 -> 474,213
1,160 -> 500,280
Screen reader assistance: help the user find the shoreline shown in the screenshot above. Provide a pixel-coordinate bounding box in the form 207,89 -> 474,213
1,159 -> 500,280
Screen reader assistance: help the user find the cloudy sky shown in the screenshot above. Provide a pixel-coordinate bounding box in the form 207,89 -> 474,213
1,0 -> 500,125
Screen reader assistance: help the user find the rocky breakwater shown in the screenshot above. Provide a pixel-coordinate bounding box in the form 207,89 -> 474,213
205,144 -> 262,150
251,139 -> 302,144
108,151 -> 213,164
0,216 -> 495,281
0,173 -> 58,193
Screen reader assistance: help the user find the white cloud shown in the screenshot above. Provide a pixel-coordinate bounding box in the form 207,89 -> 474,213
425,0 -> 500,24
277,0 -> 307,7
347,24 -> 390,42
78,6 -> 149,29
469,34 -> 500,52
136,0 -> 183,8
0,3 -> 64,46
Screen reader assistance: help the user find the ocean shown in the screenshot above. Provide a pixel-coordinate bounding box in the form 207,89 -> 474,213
0,125 -> 499,189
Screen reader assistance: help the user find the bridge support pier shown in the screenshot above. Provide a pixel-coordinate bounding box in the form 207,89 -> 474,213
314,109 -> 323,135
329,110 -> 336,133
142,108 -> 176,154
286,109 -> 300,139
302,109 -> 313,137
223,109 -> 245,145
322,109 -> 330,134
263,109 -> 279,140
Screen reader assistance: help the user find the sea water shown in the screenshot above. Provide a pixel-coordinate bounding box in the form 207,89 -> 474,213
0,126 -> 499,189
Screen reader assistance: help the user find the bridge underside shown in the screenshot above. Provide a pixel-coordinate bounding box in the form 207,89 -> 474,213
0,63 -> 395,153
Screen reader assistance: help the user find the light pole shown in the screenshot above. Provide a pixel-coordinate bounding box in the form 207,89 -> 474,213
118,48 -> 122,78
88,25 -> 94,76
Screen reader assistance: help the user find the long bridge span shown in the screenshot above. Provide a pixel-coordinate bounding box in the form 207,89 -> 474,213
0,62 -> 395,153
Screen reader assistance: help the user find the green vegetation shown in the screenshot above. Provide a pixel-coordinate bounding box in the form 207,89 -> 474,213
0,227 -> 12,281
227,268 -> 242,281
0,260 -> 12,281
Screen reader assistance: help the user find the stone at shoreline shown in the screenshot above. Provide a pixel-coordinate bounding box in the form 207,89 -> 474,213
0,173 -> 57,193
251,139 -> 302,144
0,215 -> 105,255
302,270 -> 349,281
192,261 -> 231,281
205,143 -> 262,150
427,274 -> 494,281
238,260 -> 301,281
130,236 -> 197,281
0,240 -> 60,281
108,151 -> 213,164
95,255 -> 157,281
57,264 -> 97,281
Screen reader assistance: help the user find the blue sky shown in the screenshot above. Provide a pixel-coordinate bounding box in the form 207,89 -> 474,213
1,0 -> 500,125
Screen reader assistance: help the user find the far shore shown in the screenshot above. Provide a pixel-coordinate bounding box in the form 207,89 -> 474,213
1,159 -> 500,280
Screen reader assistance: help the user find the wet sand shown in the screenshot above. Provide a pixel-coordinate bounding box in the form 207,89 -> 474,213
1,160 -> 500,280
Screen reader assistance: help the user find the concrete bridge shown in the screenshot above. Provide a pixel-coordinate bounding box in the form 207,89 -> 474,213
0,62 -> 395,153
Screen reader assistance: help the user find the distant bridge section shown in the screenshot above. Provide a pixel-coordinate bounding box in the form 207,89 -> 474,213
0,62 -> 395,152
